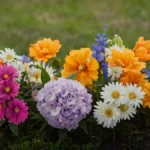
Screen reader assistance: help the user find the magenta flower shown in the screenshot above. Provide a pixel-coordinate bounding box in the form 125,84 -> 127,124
0,80 -> 20,100
0,100 -> 5,120
0,65 -> 18,81
6,99 -> 29,125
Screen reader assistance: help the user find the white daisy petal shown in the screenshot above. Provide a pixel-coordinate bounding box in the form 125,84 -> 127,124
119,103 -> 136,120
124,84 -> 145,108
100,82 -> 126,105
94,101 -> 120,128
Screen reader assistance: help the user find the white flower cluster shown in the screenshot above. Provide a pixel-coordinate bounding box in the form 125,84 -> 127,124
94,82 -> 145,128
0,48 -> 55,83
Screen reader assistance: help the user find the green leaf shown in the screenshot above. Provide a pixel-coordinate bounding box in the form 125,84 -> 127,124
9,123 -> 18,136
38,122 -> 47,134
80,121 -> 88,135
58,129 -> 67,141
41,67 -> 50,84
67,72 -> 77,80
0,120 -> 5,127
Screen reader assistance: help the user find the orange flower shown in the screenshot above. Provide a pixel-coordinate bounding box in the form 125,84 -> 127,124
61,48 -> 99,86
0,60 -> 4,66
133,37 -> 150,61
120,70 -> 146,86
142,82 -> 150,108
29,38 -> 61,62
107,48 -> 145,73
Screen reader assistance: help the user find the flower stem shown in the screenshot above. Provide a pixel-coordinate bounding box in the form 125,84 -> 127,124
113,128 -> 116,142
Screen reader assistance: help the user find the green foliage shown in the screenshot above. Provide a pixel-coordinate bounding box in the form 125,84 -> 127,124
9,123 -> 18,136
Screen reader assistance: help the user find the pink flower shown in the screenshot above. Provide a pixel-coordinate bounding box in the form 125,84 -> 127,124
6,99 -> 29,125
0,65 -> 18,81
0,80 -> 20,100
0,100 -> 5,120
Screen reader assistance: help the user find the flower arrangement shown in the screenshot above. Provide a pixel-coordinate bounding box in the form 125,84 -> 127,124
1,29 -> 150,149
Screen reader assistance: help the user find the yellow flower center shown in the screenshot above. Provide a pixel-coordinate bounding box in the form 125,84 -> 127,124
111,91 -> 120,99
104,108 -> 113,118
0,104 -> 2,109
119,104 -> 129,112
129,92 -> 136,100
78,65 -> 86,71
33,72 -> 40,79
3,74 -> 9,79
14,107 -> 20,113
6,54 -> 13,60
5,87 -> 11,93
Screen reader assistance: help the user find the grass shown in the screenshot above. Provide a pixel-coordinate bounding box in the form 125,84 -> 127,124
0,0 -> 150,58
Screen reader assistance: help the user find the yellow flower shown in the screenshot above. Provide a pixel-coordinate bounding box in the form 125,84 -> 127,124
142,82 -> 150,108
61,48 -> 99,86
120,70 -> 146,87
29,38 -> 61,62
134,37 -> 150,61
107,48 -> 145,73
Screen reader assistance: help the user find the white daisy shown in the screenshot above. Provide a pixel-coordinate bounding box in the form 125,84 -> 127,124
27,66 -> 41,83
108,66 -> 123,80
94,101 -> 120,128
7,60 -> 30,81
124,84 -> 145,108
119,103 -> 136,120
46,66 -> 55,79
105,44 -> 124,57
100,82 -> 126,105
0,48 -> 17,62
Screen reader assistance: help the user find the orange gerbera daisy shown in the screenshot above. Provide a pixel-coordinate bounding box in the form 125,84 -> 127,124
107,48 -> 145,73
0,60 -> 4,66
29,38 -> 61,62
61,48 -> 99,86
120,70 -> 146,87
133,37 -> 150,61
142,82 -> 150,108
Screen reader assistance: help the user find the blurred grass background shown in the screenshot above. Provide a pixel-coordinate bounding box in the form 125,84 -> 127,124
0,0 -> 149,58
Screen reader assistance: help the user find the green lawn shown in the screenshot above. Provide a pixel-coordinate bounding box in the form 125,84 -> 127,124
0,0 -> 150,58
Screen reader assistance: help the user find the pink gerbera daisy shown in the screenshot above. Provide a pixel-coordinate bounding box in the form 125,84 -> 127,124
6,99 -> 29,125
0,80 -> 20,100
0,100 -> 5,120
0,65 -> 18,81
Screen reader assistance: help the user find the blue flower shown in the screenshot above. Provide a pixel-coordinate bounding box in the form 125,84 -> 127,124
95,34 -> 108,47
142,68 -> 150,78
92,33 -> 108,62
101,62 -> 108,79
21,55 -> 31,63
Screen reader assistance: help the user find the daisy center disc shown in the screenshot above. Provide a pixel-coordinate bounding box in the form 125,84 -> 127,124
112,91 -> 120,99
104,108 -> 113,118
5,87 -> 11,93
129,92 -> 136,100
119,104 -> 129,112
14,107 -> 20,113
3,74 -> 9,79
6,54 -> 13,60
33,72 -> 40,79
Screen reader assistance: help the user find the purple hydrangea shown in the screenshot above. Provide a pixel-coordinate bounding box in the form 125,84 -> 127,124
36,78 -> 92,131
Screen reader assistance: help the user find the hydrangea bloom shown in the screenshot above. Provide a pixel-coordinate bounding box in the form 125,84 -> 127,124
0,65 -> 19,81
36,78 -> 92,131
6,99 -> 29,125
